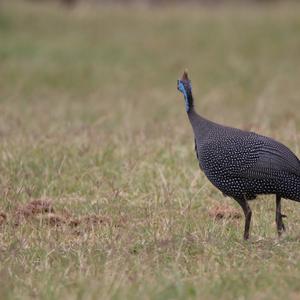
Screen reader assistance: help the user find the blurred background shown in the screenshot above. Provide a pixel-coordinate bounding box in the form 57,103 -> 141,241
23,0 -> 299,5
1,0 -> 300,299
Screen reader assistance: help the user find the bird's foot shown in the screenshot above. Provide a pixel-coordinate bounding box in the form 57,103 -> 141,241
276,213 -> 287,236
277,219 -> 286,236
243,232 -> 250,241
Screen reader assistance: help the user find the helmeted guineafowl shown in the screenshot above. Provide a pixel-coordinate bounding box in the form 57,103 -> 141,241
177,70 -> 300,240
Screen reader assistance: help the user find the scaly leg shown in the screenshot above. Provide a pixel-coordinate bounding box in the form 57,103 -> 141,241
276,195 -> 286,236
236,198 -> 252,240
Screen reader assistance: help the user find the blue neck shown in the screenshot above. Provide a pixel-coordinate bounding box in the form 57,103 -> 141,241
178,80 -> 194,112
184,91 -> 193,113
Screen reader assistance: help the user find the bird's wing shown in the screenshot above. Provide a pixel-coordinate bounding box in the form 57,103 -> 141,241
200,132 -> 300,180
239,135 -> 300,179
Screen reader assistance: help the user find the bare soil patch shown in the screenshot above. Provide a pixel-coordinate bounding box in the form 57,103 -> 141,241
3,198 -> 124,229
208,204 -> 242,220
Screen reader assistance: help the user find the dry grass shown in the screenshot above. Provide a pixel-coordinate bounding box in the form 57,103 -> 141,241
1,1 -> 300,299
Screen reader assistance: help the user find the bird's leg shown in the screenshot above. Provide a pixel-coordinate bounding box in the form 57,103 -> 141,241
236,199 -> 252,240
276,195 -> 286,236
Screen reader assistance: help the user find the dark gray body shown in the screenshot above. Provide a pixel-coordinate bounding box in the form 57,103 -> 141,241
189,110 -> 300,202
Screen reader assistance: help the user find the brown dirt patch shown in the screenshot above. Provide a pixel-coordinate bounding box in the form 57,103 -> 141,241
35,213 -> 67,226
5,198 -> 126,230
14,198 -> 55,225
208,204 -> 242,220
0,212 -> 7,225
68,214 -> 111,228
16,199 -> 54,217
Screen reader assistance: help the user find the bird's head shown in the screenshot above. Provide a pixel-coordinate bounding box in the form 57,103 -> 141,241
177,70 -> 193,112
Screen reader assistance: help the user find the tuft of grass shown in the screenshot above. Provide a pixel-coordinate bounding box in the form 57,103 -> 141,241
0,1 -> 300,299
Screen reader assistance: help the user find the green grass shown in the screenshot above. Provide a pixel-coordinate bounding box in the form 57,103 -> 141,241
1,1 -> 300,299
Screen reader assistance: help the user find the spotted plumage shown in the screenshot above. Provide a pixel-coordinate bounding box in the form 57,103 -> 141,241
177,70 -> 300,240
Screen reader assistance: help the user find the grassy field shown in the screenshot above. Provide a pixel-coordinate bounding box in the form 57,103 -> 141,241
1,1 -> 300,299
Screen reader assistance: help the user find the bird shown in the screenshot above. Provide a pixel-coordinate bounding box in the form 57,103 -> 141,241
177,70 -> 300,240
